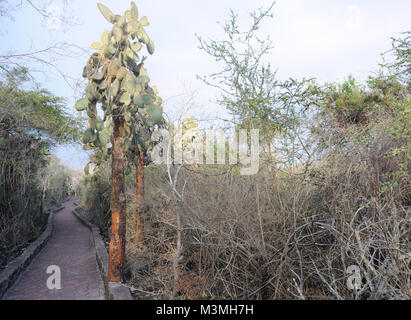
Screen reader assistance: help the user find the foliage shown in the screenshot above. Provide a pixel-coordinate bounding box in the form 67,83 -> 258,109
313,32 -> 410,185
79,161 -> 112,238
196,2 -> 315,149
0,68 -> 78,268
383,31 -> 410,84
77,2 -> 165,172
1,68 -> 79,145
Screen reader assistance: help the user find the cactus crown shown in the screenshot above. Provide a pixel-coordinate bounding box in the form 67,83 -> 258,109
76,2 -> 165,174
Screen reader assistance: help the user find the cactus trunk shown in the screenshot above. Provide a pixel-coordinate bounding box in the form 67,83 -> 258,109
134,152 -> 144,242
107,109 -> 126,283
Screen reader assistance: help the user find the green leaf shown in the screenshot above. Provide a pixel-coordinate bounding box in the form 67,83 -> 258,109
133,94 -> 145,107
155,96 -> 163,105
112,79 -> 120,97
143,94 -> 155,104
113,25 -> 123,43
147,104 -> 163,125
99,129 -> 110,146
83,128 -> 97,144
151,85 -> 158,95
91,42 -> 102,50
146,86 -> 154,95
126,47 -> 135,59
97,3 -> 114,23
94,134 -> 102,147
117,15 -> 126,27
131,41 -> 142,52
139,66 -> 149,77
134,83 -> 143,93
136,66 -> 150,84
120,92 -> 132,105
101,30 -> 110,44
136,30 -> 143,41
95,119 -> 104,131
140,16 -> 149,26
136,75 -> 149,84
126,20 -> 140,34
104,48 -> 112,58
130,1 -> 139,20
75,98 -> 88,111
125,10 -> 132,20
147,39 -> 155,55
121,73 -> 136,93
86,84 -> 96,102
108,43 -> 117,54
140,29 -> 150,45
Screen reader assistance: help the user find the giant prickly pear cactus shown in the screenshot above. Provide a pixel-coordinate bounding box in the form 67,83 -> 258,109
76,2 -> 164,285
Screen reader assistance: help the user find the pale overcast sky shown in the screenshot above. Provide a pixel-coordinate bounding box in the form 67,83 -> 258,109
2,0 -> 410,170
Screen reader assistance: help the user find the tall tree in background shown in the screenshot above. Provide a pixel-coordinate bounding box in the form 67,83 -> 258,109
197,2 -> 315,164
77,2 -> 164,284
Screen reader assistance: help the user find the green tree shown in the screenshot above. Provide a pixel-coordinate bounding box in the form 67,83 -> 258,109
312,31 -> 410,201
197,2 -> 315,164
0,67 -> 78,264
383,31 -> 410,84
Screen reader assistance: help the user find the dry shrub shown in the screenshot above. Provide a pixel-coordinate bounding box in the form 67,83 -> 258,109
124,137 -> 410,300
80,90 -> 410,300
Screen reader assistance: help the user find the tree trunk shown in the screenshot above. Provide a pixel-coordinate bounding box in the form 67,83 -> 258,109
134,152 -> 144,242
107,110 -> 126,284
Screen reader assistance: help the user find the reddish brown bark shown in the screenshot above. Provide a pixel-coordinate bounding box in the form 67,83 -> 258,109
107,110 -> 126,284
134,152 -> 144,243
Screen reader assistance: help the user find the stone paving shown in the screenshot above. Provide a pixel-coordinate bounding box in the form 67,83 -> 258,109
4,199 -> 104,300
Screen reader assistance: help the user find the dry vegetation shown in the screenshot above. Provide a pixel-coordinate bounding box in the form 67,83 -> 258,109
79,13 -> 410,300
80,100 -> 411,299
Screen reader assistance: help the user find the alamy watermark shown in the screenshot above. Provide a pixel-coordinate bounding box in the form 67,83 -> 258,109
346,265 -> 362,291
150,129 -> 260,176
346,263 -> 391,292
46,265 -> 61,290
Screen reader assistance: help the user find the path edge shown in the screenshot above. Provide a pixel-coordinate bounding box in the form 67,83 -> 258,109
72,205 -> 132,300
0,204 -> 65,299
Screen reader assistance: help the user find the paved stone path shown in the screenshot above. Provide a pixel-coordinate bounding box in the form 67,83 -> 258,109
4,199 -> 104,300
